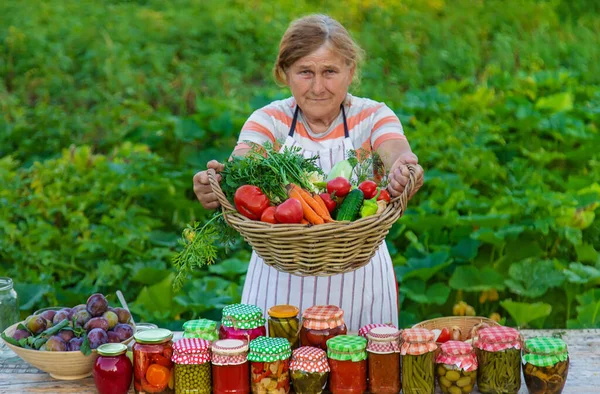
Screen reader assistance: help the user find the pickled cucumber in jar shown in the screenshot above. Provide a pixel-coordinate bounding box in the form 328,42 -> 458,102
437,364 -> 476,394
523,337 -> 569,394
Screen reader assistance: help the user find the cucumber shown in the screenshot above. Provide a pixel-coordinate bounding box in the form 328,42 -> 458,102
336,189 -> 364,221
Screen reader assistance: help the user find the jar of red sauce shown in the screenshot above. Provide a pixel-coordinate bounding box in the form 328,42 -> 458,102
219,304 -> 266,342
367,326 -> 401,394
93,343 -> 133,394
133,328 -> 175,394
211,339 -> 251,394
326,335 -> 367,394
299,305 -> 346,351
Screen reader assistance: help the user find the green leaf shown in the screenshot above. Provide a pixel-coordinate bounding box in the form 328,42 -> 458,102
14,284 -> 51,311
207,258 -> 249,279
451,238 -> 480,261
400,280 -> 449,305
148,231 -> 179,247
426,282 -> 451,305
575,243 -> 599,263
131,273 -> 182,320
564,262 -> 600,284
394,251 -> 451,282
1,332 -> 20,347
80,334 -> 91,356
535,92 -> 573,112
449,266 -> 506,291
500,300 -> 552,327
505,260 -> 565,298
130,260 -> 171,285
174,117 -> 205,142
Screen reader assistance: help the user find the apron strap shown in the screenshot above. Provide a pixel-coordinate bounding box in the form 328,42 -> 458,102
288,104 -> 349,138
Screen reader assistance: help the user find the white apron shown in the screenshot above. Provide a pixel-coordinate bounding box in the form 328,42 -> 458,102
241,104 -> 399,331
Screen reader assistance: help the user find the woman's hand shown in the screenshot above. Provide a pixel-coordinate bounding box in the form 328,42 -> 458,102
387,153 -> 424,199
193,160 -> 225,209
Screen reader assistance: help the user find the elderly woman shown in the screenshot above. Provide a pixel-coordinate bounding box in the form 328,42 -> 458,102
194,14 -> 423,330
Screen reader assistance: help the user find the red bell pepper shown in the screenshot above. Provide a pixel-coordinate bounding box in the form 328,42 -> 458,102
234,185 -> 271,220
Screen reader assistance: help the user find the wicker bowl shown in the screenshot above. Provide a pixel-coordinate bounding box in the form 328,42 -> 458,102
2,321 -> 135,380
208,164 -> 421,276
413,316 -> 500,343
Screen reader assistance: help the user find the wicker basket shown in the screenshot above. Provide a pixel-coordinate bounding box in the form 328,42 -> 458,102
412,316 -> 500,342
208,164 -> 420,276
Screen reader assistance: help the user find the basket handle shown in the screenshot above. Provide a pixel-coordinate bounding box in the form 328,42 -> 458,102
388,163 -> 421,210
207,168 -> 236,212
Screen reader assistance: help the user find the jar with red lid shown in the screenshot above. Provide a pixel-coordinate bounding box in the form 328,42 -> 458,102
212,339 -> 251,394
133,328 -> 175,394
93,343 -> 133,394
358,323 -> 395,338
436,340 -> 478,394
219,304 -> 266,342
326,335 -> 367,394
172,337 -> 211,394
367,326 -> 401,394
299,305 -> 346,351
290,346 -> 329,394
401,328 -> 437,394
474,326 -> 522,394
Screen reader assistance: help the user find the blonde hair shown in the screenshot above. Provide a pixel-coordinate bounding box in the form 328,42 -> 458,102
273,14 -> 364,86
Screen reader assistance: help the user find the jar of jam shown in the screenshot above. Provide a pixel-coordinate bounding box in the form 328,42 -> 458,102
93,343 -> 133,394
436,340 -> 478,394
183,319 -> 219,342
299,305 -> 346,351
212,339 -> 250,394
367,326 -> 401,394
474,326 -> 522,394
268,305 -> 300,350
401,328 -> 437,394
290,346 -> 329,394
220,304 -> 266,342
172,338 -> 212,394
523,337 -> 569,394
133,328 -> 175,394
326,335 -> 367,394
248,336 -> 291,393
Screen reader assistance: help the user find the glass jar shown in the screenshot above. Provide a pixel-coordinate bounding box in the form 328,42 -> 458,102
326,335 -> 367,394
290,346 -> 329,394
522,337 -> 569,394
401,328 -> 437,394
268,305 -> 299,350
212,339 -> 250,394
93,343 -> 133,394
475,326 -> 522,394
367,326 -> 401,394
183,319 -> 219,342
299,305 -> 346,351
220,304 -> 266,342
436,341 -> 478,394
133,328 -> 175,394
0,277 -> 19,332
248,336 -> 291,393
358,323 -> 394,338
172,337 -> 211,394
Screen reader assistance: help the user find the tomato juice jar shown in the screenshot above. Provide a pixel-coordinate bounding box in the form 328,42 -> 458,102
367,326 -> 401,394
326,335 -> 367,394
212,339 -> 251,394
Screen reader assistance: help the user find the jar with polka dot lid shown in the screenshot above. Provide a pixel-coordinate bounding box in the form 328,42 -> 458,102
290,346 -> 329,394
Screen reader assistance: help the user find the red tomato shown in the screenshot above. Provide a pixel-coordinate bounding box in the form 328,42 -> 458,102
437,327 -> 451,343
326,177 -> 351,197
234,185 -> 270,220
319,193 -> 337,213
377,189 -> 391,203
358,180 -> 378,199
274,198 -> 303,224
260,206 -> 278,224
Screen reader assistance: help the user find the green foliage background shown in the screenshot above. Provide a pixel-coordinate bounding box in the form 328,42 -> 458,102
1,0 -> 599,330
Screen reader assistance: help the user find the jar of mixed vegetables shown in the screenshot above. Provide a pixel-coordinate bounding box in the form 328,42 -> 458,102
400,328 -> 437,394
367,326 -> 401,394
183,319 -> 219,342
290,346 -> 329,394
220,304 -> 266,342
248,336 -> 292,394
133,328 -> 175,394
172,338 -> 211,394
522,337 -> 569,394
299,305 -> 347,351
326,335 -> 368,394
212,339 -> 250,394
474,326 -> 522,394
268,305 -> 299,350
436,340 -> 478,394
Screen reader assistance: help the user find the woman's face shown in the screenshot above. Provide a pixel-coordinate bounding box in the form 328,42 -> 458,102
286,44 -> 355,121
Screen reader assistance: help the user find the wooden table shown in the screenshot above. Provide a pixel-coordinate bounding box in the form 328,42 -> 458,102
1,329 -> 599,393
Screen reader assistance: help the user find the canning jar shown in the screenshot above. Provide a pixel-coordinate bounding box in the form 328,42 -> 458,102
268,305 -> 299,350
522,337 -> 569,394
358,323 -> 394,338
220,304 -> 266,342
474,326 -> 522,394
212,339 -> 250,394
436,340 -> 478,394
299,305 -> 346,351
367,326 -> 401,394
401,328 -> 437,394
172,338 -> 211,394
93,343 -> 133,394
0,277 -> 19,332
248,336 -> 292,394
290,346 -> 329,394
326,335 -> 367,394
133,328 -> 175,394
183,319 -> 219,342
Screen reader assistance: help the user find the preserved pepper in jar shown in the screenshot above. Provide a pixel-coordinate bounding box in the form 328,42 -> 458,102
326,335 -> 368,394
212,339 -> 250,394
436,341 -> 478,394
220,304 -> 266,342
474,326 -> 522,394
172,338 -> 211,394
522,337 -> 569,394
401,328 -> 437,394
268,305 -> 299,350
290,346 -> 329,394
299,305 -> 346,351
183,319 -> 219,342
248,336 -> 292,394
133,328 -> 175,394
367,326 -> 401,394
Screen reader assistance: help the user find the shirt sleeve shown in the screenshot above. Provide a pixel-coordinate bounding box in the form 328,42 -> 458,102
370,104 -> 406,151
235,109 -> 277,150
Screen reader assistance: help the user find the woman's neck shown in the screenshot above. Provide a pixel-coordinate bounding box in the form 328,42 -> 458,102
302,109 -> 340,135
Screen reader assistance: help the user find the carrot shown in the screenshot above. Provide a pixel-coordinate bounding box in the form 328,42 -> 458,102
288,186 -> 324,225
300,218 -> 309,225
291,184 -> 332,222
313,194 -> 334,222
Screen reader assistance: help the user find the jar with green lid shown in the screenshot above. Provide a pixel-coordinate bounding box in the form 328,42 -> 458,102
220,304 -> 266,342
172,338 -> 212,394
133,328 -> 175,394
268,305 -> 299,350
474,326 -> 522,394
401,328 -> 437,394
290,346 -> 329,394
183,319 -> 219,342
0,277 -> 19,332
522,337 -> 569,394
248,336 -> 291,394
326,335 -> 367,394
